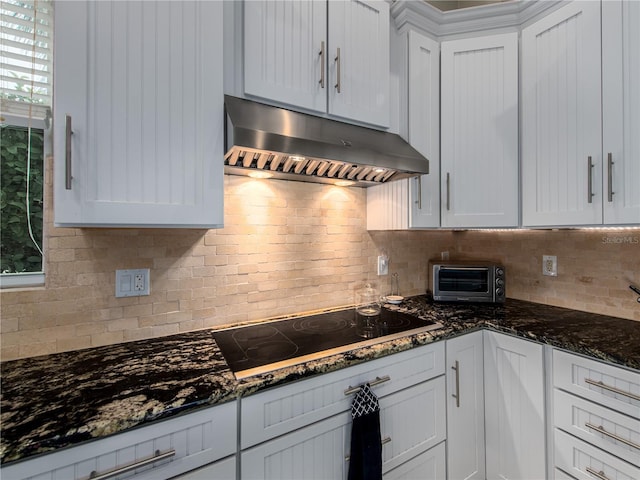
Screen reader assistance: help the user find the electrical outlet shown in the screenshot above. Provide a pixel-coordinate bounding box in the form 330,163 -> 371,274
377,255 -> 389,276
116,269 -> 150,297
542,255 -> 557,277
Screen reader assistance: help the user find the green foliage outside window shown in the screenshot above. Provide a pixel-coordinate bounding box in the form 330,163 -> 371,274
0,125 -> 44,273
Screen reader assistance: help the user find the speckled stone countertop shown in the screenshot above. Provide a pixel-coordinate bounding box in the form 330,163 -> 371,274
2,296 -> 639,465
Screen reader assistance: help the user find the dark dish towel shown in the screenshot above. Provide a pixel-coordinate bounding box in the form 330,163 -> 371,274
348,383 -> 383,480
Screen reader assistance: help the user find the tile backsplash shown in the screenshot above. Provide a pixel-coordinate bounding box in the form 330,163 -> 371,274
1,169 -> 639,360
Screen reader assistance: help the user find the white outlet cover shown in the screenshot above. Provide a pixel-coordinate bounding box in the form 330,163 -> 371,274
542,255 -> 557,277
377,255 -> 389,276
116,269 -> 150,297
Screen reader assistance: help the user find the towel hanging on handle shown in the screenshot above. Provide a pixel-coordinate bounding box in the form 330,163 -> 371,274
347,383 -> 382,480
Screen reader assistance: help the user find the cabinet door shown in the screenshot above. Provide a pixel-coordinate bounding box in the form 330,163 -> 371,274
440,33 -> 518,228
328,0 -> 390,127
173,456 -> 236,480
446,332 -> 485,480
383,441 -> 446,480
484,331 -> 545,480
243,0 -> 327,114
241,412 -> 351,480
521,1 -> 602,227
408,31 -> 440,229
379,377 -> 446,474
602,0 -> 640,225
53,1 -> 224,228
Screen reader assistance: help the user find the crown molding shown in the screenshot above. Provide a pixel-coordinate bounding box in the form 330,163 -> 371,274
391,0 -> 567,37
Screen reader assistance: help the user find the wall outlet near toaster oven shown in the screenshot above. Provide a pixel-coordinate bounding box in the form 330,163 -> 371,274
542,255 -> 557,277
377,255 -> 389,276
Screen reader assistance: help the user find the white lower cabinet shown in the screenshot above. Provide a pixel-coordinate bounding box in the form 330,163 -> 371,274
483,331 -> 546,480
0,401 -> 237,480
172,455 -> 236,479
552,348 -> 640,480
239,343 -> 446,479
446,331 -> 485,480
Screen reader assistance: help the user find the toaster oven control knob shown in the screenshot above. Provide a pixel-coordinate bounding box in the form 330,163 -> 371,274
496,278 -> 504,287
496,268 -> 504,277
496,288 -> 504,297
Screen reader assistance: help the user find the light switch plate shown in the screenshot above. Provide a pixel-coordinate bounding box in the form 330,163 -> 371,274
542,255 -> 557,277
116,269 -> 150,297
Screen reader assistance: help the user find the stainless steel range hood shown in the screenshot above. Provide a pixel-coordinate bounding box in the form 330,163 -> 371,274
224,95 -> 429,187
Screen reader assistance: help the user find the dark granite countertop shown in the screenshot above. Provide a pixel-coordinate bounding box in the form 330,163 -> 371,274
1,297 -> 639,465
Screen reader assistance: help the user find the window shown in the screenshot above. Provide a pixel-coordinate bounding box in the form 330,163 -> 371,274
1,0 -> 53,288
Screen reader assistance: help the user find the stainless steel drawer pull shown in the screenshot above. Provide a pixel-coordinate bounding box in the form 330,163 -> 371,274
587,156 -> 595,204
65,114 -> 73,190
344,375 -> 390,396
607,153 -> 614,202
87,449 -> 176,480
335,47 -> 341,93
446,172 -> 451,211
345,437 -> 391,461
585,422 -> 640,450
584,378 -> 640,402
585,466 -> 610,480
319,41 -> 325,88
451,360 -> 460,408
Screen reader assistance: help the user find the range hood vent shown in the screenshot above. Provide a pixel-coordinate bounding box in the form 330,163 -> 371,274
224,95 -> 429,187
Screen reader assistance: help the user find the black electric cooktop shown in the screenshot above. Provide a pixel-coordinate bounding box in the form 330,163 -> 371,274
212,308 -> 442,378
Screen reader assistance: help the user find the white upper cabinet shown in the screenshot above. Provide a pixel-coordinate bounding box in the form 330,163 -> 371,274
54,1 -> 224,228
243,0 -> 390,128
601,0 -> 640,225
408,31 -> 440,229
522,0 -> 639,227
440,33 -> 519,228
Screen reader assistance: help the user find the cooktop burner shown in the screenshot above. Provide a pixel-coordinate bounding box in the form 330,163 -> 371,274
212,307 -> 442,378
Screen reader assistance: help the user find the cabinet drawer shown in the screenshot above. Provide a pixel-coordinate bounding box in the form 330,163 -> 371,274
554,389 -> 640,467
383,441 -> 446,480
553,349 -> 640,418
241,342 -> 444,448
555,467 -> 578,480
555,429 -> 640,480
1,401 -> 237,480
378,376 -> 446,473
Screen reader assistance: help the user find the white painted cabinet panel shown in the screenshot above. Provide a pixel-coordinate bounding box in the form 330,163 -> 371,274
440,33 -> 519,228
1,402 -> 237,480
366,179 -> 409,230
555,429 -> 640,480
243,0 -> 327,114
53,1 -> 224,228
522,0 -> 640,227
244,0 -> 390,128
379,377 -> 446,473
601,0 -> 640,224
173,455 -> 236,480
408,31 -> 440,229
327,0 -> 390,127
241,412 -> 351,480
484,331 -> 545,480
446,331 -> 485,480
383,441 -> 446,480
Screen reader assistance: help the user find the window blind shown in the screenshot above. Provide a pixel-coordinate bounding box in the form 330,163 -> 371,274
0,0 -> 53,110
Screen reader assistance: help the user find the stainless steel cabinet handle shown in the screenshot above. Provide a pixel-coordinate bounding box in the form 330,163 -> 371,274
451,360 -> 460,408
319,41 -> 325,88
416,176 -> 422,209
585,467 -> 610,480
585,422 -> 640,450
344,375 -> 390,396
585,378 -> 640,401
335,47 -> 341,93
607,153 -> 614,202
587,156 -> 594,204
345,437 -> 391,461
446,172 -> 451,211
65,114 -> 73,190
88,449 -> 176,480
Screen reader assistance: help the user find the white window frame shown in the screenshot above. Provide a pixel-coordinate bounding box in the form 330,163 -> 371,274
0,109 -> 50,288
